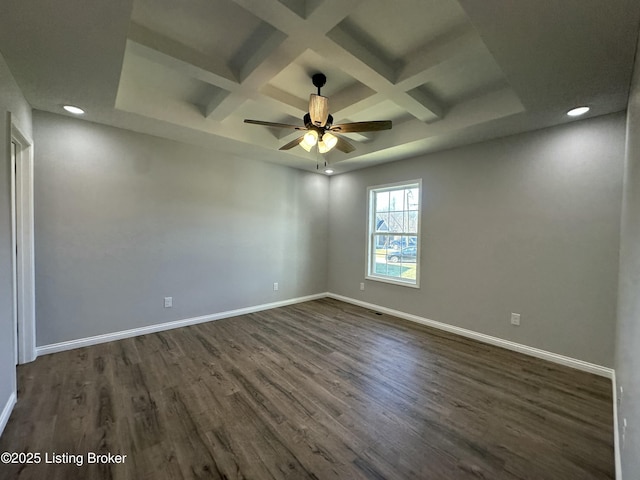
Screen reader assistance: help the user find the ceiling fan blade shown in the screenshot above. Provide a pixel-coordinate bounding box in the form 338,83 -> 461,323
279,135 -> 305,151
334,135 -> 356,154
330,120 -> 392,133
244,119 -> 305,130
309,94 -> 329,127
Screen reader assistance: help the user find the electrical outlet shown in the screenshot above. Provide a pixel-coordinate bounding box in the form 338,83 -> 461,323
360,282 -> 365,291
273,282 -> 279,291
164,296 -> 172,308
510,313 -> 521,326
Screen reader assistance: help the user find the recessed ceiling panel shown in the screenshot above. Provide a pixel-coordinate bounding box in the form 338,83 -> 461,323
340,100 -> 413,125
335,0 -> 468,61
118,47 -> 226,114
424,49 -> 508,106
267,49 -> 362,100
131,0 -> 268,64
275,0 -> 319,19
230,100 -> 301,129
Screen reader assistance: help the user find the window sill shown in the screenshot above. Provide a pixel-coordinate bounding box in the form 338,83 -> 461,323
365,274 -> 420,289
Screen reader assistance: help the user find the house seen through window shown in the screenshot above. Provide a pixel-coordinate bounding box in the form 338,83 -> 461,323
367,180 -> 421,287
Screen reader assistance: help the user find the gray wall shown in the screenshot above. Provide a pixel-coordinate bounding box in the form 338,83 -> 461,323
328,113 -> 625,367
0,52 -> 31,426
615,38 -> 640,478
34,111 -> 328,346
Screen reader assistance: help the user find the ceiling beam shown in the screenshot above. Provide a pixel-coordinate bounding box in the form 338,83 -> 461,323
128,23 -> 238,87
203,0 -> 365,122
396,26 -> 479,90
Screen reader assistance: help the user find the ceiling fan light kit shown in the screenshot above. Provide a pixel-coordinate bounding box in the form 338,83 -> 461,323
318,132 -> 338,153
244,72 -> 392,158
300,140 -> 313,152
303,130 -> 318,148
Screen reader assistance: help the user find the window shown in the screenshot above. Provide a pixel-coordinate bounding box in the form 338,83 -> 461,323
366,180 -> 421,287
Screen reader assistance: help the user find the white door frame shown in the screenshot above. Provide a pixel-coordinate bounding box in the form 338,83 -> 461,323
10,120 -> 36,364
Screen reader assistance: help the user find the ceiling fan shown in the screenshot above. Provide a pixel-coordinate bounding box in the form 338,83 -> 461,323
244,73 -> 392,154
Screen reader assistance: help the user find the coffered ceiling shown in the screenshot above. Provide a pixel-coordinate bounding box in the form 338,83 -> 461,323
0,0 -> 639,173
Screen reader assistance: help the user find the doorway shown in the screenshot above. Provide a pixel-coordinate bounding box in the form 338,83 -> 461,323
10,122 -> 36,364
11,139 -> 18,365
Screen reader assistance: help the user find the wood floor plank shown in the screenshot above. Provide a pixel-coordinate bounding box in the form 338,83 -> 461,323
0,298 -> 614,479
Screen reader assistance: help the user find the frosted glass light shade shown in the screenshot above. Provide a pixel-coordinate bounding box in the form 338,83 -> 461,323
318,132 -> 338,153
303,130 -> 318,146
300,130 -> 318,151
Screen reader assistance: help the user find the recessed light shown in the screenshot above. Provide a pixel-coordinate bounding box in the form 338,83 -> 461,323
63,105 -> 85,115
324,169 -> 334,174
567,106 -> 589,117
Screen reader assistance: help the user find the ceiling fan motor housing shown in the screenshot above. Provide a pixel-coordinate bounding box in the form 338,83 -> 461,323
304,113 -> 333,131
309,94 -> 329,127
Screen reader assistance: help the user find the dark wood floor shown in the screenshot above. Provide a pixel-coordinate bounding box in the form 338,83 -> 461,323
0,298 -> 614,480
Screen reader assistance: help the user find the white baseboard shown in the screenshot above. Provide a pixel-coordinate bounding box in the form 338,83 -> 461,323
0,392 -> 17,438
36,293 -> 328,356
612,371 -> 622,480
36,290 -> 614,380
327,293 -> 614,378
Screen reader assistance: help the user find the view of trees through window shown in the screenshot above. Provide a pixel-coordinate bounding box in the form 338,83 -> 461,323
367,181 -> 420,286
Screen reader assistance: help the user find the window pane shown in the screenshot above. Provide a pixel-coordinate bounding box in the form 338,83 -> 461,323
389,190 -> 404,211
388,212 -> 404,232
373,254 -> 389,275
375,213 -> 389,233
376,191 -> 389,212
400,262 -> 417,280
407,188 -> 419,210
407,211 -> 418,233
373,235 -> 389,252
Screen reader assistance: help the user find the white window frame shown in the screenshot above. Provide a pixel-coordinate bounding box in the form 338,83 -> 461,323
366,179 -> 422,288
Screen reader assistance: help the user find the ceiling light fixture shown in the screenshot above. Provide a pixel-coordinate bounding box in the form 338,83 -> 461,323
324,169 -> 334,174
300,130 -> 318,151
318,132 -> 338,153
567,106 -> 589,117
63,105 -> 85,115
244,73 -> 392,156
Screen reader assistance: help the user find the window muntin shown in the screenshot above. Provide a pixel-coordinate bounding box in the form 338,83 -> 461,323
367,181 -> 421,287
